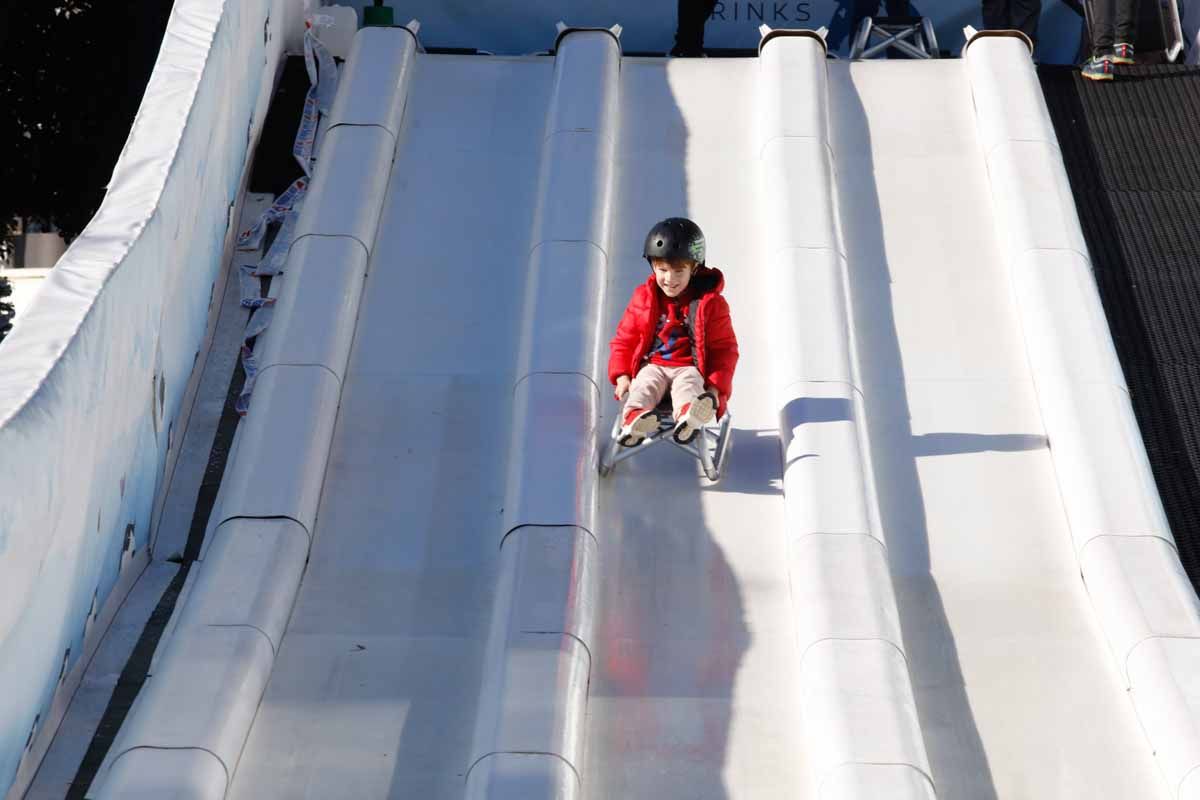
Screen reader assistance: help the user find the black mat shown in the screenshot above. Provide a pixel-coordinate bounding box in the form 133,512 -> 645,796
1040,63 -> 1200,587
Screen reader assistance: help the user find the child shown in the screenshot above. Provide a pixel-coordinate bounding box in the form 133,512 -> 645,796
608,217 -> 739,447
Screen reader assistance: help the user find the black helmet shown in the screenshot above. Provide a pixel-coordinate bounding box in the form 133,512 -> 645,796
643,217 -> 705,266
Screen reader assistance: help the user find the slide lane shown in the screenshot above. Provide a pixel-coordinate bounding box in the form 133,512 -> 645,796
827,48 -> 1167,799
226,51 -> 556,799
66,21 -> 1197,800
583,54 -> 813,799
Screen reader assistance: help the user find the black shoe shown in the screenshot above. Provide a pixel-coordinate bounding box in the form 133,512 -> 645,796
1111,42 -> 1135,65
1081,55 -> 1114,82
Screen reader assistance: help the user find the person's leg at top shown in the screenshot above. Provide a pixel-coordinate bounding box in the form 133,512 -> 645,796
1111,0 -> 1137,62
1009,0 -> 1042,48
1085,0 -> 1117,79
672,0 -> 719,56
982,0 -> 1013,32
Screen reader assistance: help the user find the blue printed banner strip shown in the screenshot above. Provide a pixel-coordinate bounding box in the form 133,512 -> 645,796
238,15 -> 340,414
295,22 -> 338,175
236,303 -> 276,416
293,87 -> 319,176
305,18 -> 339,114
257,196 -> 304,277
236,176 -> 308,250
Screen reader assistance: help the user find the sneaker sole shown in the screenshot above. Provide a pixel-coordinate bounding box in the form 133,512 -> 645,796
619,411 -> 660,447
1110,57 -> 1134,65
1082,70 -> 1114,81
674,394 -> 716,445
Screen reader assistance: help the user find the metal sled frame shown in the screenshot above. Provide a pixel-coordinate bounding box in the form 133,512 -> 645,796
598,403 -> 733,482
850,16 -> 940,60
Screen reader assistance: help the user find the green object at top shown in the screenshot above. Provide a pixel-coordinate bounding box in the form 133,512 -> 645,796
363,4 -> 395,26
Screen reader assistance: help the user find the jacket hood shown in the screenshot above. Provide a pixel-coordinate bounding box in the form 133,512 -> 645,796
644,265 -> 726,297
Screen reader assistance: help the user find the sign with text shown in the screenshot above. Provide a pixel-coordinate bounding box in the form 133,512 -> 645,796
337,1 -> 1082,62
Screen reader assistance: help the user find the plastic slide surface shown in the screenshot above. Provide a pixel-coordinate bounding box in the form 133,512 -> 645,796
36,20 -> 1199,800
823,49 -> 1166,800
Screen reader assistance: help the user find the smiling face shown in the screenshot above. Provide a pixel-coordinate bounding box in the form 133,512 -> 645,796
650,257 -> 697,298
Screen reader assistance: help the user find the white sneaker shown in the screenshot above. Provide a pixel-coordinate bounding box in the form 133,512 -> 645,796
619,408 -> 660,447
673,391 -> 716,444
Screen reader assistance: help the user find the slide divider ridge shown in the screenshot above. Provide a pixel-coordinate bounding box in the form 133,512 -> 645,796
964,31 -> 1200,800
465,26 -> 619,800
757,30 -> 937,800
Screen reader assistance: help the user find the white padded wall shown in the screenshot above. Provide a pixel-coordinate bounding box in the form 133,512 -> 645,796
215,365 -> 342,531
327,25 -> 418,137
757,30 -> 935,800
90,628 -> 274,799
94,749 -> 228,800
292,125 -> 396,250
515,241 -> 608,383
177,518 -> 311,654
502,374 -> 600,534
251,236 -> 369,382
88,25 -> 419,799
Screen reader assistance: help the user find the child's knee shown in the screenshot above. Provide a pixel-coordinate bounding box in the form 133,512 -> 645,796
628,371 -> 667,404
630,371 -> 658,393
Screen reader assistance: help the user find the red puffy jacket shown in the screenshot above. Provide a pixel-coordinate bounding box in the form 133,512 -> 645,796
608,266 -> 739,417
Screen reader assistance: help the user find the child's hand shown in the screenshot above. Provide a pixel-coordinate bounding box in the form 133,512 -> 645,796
615,375 -> 630,401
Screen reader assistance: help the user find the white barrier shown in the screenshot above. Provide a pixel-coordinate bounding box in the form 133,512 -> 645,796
327,26 -> 418,135
216,364 -> 343,530
466,26 -> 619,800
964,30 -> 1200,800
757,28 -> 935,800
288,124 -> 397,250
87,23 -> 419,799
0,1 -> 314,796
253,236 -> 368,381
515,241 -> 608,381
178,518 -> 311,653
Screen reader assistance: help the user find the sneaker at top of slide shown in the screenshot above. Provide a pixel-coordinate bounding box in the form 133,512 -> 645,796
1111,42 -> 1135,65
619,407 -> 659,447
673,391 -> 716,445
1082,55 -> 1114,82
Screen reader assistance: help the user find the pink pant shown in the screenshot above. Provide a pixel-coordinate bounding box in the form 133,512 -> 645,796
625,364 -> 710,417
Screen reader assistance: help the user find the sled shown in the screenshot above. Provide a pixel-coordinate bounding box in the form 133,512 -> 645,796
598,398 -> 732,482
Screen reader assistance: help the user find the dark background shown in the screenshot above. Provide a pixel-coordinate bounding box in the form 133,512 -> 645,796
0,1 -> 175,341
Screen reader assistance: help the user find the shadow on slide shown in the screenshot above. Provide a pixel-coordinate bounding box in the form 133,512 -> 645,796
593,442 -> 750,800
703,428 -> 783,495
586,58 -> 753,799
832,72 -> 1002,800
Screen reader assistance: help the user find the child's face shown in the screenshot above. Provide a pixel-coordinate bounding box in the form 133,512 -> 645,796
651,257 -> 696,298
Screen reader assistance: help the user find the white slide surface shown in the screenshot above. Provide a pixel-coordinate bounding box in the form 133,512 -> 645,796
582,55 -> 809,798
225,44 -> 1172,799
39,21 -> 1194,800
230,45 -> 815,800
826,56 -> 1166,799
227,50 -> 552,799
